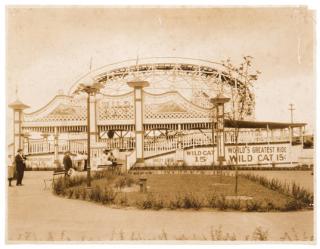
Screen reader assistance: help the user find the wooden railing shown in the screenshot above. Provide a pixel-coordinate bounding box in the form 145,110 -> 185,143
99,137 -> 135,150
27,140 -> 53,154
25,129 -> 291,157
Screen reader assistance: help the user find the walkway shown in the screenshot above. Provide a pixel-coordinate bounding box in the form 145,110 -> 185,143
7,171 -> 314,242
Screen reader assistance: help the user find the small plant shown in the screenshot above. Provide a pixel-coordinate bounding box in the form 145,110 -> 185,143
282,199 -> 303,211
67,188 -> 74,199
210,226 -> 223,240
261,199 -> 277,211
291,182 -> 313,205
206,193 -> 218,209
168,194 -> 183,209
245,199 -> 262,212
251,226 -> 268,241
74,188 -> 81,199
158,229 -> 168,240
216,195 -> 228,210
93,170 -> 115,181
124,174 -> 135,187
88,186 -> 102,202
136,193 -> 154,209
240,173 -> 313,208
101,186 -> 117,204
114,176 -> 126,190
52,177 -> 66,195
151,194 -> 165,210
80,187 -> 87,200
115,193 -> 129,206
228,198 -> 241,210
181,193 -> 202,210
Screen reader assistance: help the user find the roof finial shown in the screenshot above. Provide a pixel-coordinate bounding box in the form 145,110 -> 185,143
15,84 -> 19,99
133,53 -> 141,81
89,56 -> 93,72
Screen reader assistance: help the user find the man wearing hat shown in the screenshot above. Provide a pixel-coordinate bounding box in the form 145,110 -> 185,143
15,149 -> 26,186
63,151 -> 73,176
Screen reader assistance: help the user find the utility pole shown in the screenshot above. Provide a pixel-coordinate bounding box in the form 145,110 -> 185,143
288,103 -> 295,146
73,83 -> 102,187
289,103 -> 295,123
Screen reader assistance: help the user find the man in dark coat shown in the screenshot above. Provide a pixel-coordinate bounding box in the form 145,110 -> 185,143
63,151 -> 73,175
15,149 -> 26,186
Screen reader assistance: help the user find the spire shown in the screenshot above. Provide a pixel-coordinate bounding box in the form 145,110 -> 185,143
15,85 -> 18,99
9,84 -> 30,110
89,56 -> 93,72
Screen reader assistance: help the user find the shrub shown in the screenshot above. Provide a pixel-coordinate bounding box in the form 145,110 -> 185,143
88,186 -> 103,202
137,194 -> 153,209
115,193 -> 129,206
261,199 -> 277,211
114,176 -> 126,190
92,170 -> 114,180
101,186 -> 117,204
245,199 -> 262,212
135,193 -> 165,210
67,188 -> 74,199
151,195 -> 165,210
291,182 -> 313,205
240,173 -> 313,208
124,175 -> 135,187
181,193 -> 202,210
216,195 -> 228,210
228,199 -> 241,211
206,193 -> 218,209
168,194 -> 183,209
52,177 -> 66,195
74,188 -> 81,199
80,187 -> 87,200
282,199 -> 303,211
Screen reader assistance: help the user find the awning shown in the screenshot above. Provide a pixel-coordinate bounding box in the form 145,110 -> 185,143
224,119 -> 306,129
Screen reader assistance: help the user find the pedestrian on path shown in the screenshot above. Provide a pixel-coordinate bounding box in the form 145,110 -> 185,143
15,149 -> 26,186
8,155 -> 15,187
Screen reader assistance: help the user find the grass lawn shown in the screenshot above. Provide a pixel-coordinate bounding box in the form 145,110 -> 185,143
87,173 -> 295,210
54,170 -> 312,211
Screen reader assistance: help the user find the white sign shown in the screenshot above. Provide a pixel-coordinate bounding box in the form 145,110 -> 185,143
144,143 -> 300,167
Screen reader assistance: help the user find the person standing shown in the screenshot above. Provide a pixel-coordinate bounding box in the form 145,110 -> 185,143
83,152 -> 88,171
63,151 -> 73,176
15,149 -> 26,186
8,155 -> 15,187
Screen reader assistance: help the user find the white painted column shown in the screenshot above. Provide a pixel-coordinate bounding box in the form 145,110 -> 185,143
54,127 -> 59,165
127,81 -> 149,167
300,126 -> 304,149
14,111 -> 23,154
176,124 -> 184,166
89,95 -> 98,147
8,100 -> 29,157
23,133 -> 30,154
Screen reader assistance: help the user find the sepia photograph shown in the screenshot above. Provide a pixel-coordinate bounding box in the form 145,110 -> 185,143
5,4 -> 316,243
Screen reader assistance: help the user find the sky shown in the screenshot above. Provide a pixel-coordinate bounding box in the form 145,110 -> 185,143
6,7 -> 316,137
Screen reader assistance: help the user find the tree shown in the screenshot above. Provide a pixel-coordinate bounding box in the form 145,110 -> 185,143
221,56 -> 260,194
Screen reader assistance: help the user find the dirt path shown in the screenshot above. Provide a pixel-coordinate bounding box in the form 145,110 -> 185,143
7,171 -> 314,242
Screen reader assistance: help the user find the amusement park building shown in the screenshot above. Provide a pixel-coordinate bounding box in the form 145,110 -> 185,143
8,58 -> 309,170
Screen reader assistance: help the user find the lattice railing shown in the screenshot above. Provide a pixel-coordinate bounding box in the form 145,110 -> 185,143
99,137 -> 135,150
25,129 -> 291,157
27,140 -> 53,154
144,132 -> 213,158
